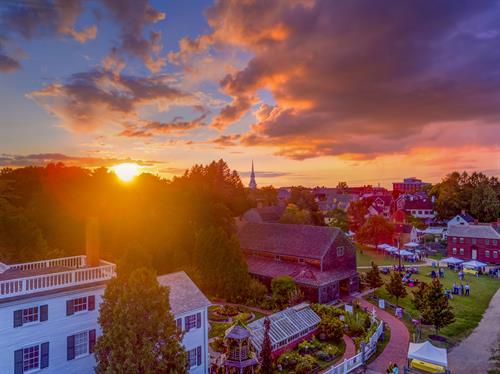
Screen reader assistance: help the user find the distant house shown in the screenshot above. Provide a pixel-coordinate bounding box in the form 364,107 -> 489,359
237,222 -> 359,303
393,177 -> 430,194
447,224 -> 500,264
157,272 -> 211,374
447,212 -> 476,229
248,303 -> 320,359
241,205 -> 286,223
315,192 -> 359,213
394,223 -> 418,246
403,198 -> 436,221
366,195 -> 393,219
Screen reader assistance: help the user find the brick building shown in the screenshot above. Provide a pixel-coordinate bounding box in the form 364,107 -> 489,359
447,224 -> 500,264
237,222 -> 359,303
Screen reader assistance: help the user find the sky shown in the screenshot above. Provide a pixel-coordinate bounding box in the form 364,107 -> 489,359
0,0 -> 499,188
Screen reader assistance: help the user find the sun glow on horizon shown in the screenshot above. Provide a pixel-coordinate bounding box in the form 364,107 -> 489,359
112,163 -> 141,182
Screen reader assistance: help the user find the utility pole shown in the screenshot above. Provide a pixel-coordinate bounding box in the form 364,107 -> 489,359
398,236 -> 402,273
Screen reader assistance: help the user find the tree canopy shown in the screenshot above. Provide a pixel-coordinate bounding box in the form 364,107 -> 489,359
94,267 -> 187,373
356,215 -> 394,249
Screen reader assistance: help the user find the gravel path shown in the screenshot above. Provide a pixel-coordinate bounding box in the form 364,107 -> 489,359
448,288 -> 500,374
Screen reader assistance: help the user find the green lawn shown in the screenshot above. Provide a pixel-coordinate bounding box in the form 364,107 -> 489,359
372,266 -> 500,348
356,244 -> 422,267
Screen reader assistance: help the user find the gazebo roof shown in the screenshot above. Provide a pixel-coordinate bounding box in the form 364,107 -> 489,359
225,321 -> 251,340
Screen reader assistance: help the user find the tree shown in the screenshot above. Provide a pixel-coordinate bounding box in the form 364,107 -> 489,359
366,262 -> 384,289
271,276 -> 297,309
279,203 -> 312,224
318,315 -> 344,342
412,281 -> 429,312
421,278 -> 455,334
258,186 -> 279,206
327,208 -> 348,232
356,215 -> 395,250
260,318 -> 273,374
336,181 -> 348,192
94,268 -> 187,373
347,199 -> 370,232
386,272 -> 407,306
471,183 -> 499,222
246,278 -> 268,306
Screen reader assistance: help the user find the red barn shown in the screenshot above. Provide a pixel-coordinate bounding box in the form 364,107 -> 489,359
237,222 -> 359,303
447,224 -> 500,264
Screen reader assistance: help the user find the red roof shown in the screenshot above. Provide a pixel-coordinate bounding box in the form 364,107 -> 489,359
404,199 -> 434,210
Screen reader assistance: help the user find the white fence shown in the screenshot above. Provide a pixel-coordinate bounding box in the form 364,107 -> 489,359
324,320 -> 384,374
0,256 -> 116,299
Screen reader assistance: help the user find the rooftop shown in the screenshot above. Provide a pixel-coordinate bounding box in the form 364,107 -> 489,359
238,222 -> 342,259
246,256 -> 356,287
0,255 -> 116,302
157,271 -> 211,315
448,224 -> 500,239
248,303 -> 320,351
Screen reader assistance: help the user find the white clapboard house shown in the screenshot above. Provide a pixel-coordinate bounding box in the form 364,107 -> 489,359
0,254 -> 210,374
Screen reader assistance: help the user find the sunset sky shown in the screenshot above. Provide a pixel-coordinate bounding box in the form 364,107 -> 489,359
0,0 -> 499,187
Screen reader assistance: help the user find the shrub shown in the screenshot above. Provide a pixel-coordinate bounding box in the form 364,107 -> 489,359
234,312 -> 252,323
218,305 -> 239,316
277,351 -> 301,368
345,312 -> 366,337
364,315 -> 372,330
245,278 -> 268,306
298,339 -> 317,354
295,355 -> 316,374
315,345 -> 338,361
318,315 -> 344,342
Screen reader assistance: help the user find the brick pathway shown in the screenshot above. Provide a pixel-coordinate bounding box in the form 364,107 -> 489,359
358,298 -> 409,373
342,334 -> 356,361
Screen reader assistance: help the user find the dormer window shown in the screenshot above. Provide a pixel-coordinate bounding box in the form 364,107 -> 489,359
337,247 -> 345,257
275,255 -> 282,261
298,258 -> 305,264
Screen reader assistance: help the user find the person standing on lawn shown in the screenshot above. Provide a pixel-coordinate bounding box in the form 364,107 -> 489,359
465,283 -> 470,296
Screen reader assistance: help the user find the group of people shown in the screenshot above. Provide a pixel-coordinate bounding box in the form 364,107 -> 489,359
446,282 -> 470,298
430,267 -> 445,279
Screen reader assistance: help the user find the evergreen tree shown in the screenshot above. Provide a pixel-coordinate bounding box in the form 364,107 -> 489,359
94,268 -> 187,373
260,318 -> 273,374
386,272 -> 407,306
421,278 -> 455,334
412,281 -> 429,312
366,262 -> 384,289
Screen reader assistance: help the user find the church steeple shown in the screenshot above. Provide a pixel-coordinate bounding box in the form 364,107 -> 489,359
249,160 -> 257,189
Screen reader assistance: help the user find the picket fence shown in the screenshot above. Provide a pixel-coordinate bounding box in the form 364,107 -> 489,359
324,320 -> 384,374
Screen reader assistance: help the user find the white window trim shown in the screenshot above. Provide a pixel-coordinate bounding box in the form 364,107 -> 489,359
21,341 -> 44,373
22,306 -> 40,326
73,296 -> 89,315
74,330 -> 90,359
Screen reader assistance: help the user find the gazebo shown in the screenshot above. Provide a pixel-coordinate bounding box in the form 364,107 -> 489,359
222,321 -> 258,374
407,341 -> 448,373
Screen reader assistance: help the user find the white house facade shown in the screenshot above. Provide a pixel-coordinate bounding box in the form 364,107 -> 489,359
158,272 -> 211,374
0,255 -> 115,374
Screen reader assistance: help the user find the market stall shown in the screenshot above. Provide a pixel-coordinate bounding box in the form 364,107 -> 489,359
407,341 -> 448,373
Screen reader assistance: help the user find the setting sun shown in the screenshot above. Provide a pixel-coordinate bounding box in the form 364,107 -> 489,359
112,163 -> 141,182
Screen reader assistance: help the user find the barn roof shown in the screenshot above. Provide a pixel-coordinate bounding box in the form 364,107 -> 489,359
237,222 -> 341,259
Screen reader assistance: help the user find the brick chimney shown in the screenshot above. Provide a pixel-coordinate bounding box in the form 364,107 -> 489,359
86,217 -> 100,267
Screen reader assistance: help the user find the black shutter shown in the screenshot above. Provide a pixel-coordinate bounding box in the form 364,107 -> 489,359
66,299 -> 74,316
13,310 -> 23,328
184,316 -> 190,332
196,346 -> 202,366
40,342 -> 49,368
176,318 -> 182,330
196,312 -> 201,329
89,329 -> 96,353
14,349 -> 23,374
88,295 -> 95,311
40,305 -> 48,322
67,335 -> 75,360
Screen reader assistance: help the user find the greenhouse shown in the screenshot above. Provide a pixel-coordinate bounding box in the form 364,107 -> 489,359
248,303 -> 320,355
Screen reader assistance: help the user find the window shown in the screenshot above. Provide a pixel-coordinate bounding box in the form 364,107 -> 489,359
460,248 -> 464,255
185,313 -> 201,332
418,210 -> 422,215
298,258 -> 305,264
452,237 -> 457,243
337,246 -> 345,257
494,251 -> 498,259
486,250 -> 490,258
459,237 -> 464,244
22,307 -> 38,324
74,331 -> 89,358
66,295 -> 95,316
452,248 -> 457,255
67,330 -> 96,361
486,239 -> 490,245
23,345 -> 39,372
187,347 -> 202,368
472,238 -> 477,245
14,305 -> 48,328
494,240 -> 498,246
275,255 -> 282,261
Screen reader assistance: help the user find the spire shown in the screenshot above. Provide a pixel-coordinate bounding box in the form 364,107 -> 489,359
249,160 -> 257,189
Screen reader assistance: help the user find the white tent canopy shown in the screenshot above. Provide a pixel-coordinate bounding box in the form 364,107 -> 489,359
379,244 -> 391,249
397,249 -> 414,256
404,242 -> 419,248
408,341 -> 448,368
440,257 -> 464,264
462,260 -> 487,269
385,246 -> 398,253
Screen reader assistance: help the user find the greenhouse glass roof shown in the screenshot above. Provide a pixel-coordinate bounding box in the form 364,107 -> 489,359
248,303 -> 320,351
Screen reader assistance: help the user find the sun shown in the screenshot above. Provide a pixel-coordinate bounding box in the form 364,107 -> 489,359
112,163 -> 141,182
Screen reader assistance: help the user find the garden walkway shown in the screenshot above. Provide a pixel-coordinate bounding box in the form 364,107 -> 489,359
341,335 -> 356,361
357,298 -> 409,373
448,288 -> 500,374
